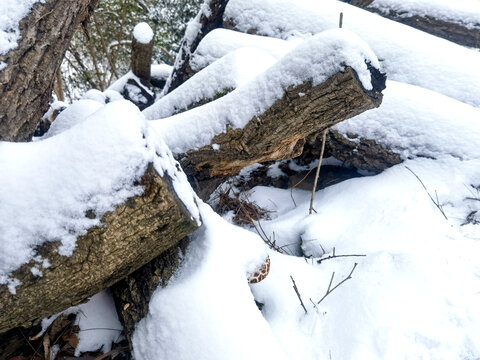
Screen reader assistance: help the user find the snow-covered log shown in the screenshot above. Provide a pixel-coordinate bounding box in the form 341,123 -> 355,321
163,0 -> 229,94
0,101 -> 199,333
163,31 -> 386,189
0,0 -> 99,142
340,0 -> 480,48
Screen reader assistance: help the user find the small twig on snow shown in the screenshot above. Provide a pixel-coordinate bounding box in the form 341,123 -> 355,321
317,263 -> 358,305
317,247 -> 366,264
290,275 -> 308,314
405,166 -> 448,220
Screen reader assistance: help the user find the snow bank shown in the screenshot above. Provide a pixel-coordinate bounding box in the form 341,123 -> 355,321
151,29 -> 379,153
0,0 -> 44,69
334,80 -> 480,161
371,0 -> 480,29
0,100 -> 199,290
143,47 -> 277,120
225,0 -> 480,107
132,202 -> 283,360
190,28 -> 300,71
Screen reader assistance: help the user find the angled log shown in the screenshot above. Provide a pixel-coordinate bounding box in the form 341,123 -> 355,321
0,165 -> 198,333
180,65 -> 386,196
0,0 -> 99,142
163,0 -> 229,94
340,0 -> 480,48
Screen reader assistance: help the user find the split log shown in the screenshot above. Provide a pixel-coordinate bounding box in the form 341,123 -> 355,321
0,0 -> 99,142
340,0 -> 480,48
111,238 -> 190,346
163,0 -> 229,94
180,65 -> 386,197
0,165 -> 198,333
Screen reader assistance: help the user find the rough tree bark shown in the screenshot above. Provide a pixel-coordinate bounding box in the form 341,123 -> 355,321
340,0 -> 480,48
111,238 -> 190,346
163,0 -> 229,94
131,32 -> 154,82
0,0 -> 99,142
180,66 -> 386,195
0,165 -> 198,333
299,129 -> 403,173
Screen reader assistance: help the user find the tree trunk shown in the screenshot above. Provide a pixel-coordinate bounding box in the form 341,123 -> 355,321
131,35 -> 153,82
0,165 -> 198,333
181,66 -> 386,194
163,0 -> 229,94
340,0 -> 480,48
0,0 -> 99,142
110,237 -> 190,347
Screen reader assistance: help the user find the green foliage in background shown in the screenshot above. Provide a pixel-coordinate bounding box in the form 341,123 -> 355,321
62,0 -> 202,100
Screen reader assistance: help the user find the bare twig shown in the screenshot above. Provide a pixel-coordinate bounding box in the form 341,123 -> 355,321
339,12 -> 344,28
290,275 -> 308,314
317,263 -> 358,304
317,247 -> 366,264
309,129 -> 328,215
405,166 -> 448,220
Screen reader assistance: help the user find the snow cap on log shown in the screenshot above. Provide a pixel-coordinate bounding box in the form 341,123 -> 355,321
152,29 -> 383,156
0,100 -> 200,332
133,22 -> 154,44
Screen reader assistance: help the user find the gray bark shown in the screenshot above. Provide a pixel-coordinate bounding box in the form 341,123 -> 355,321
0,0 -> 99,142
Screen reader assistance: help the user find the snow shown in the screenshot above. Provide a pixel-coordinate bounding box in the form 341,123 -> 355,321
151,63 -> 172,79
74,291 -> 123,356
0,100 -> 199,289
0,0 -> 44,67
190,29 -> 301,72
143,47 -> 277,120
334,80 -> 480,161
225,0 -> 480,108
370,0 -> 480,29
151,29 -> 379,153
133,22 -> 154,44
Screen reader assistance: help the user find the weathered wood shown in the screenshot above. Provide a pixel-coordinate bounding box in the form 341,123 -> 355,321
0,0 -> 99,142
164,0 -> 229,94
299,129 -> 402,173
111,237 -> 190,346
131,35 -> 153,82
0,165 -> 198,333
181,66 -> 386,187
340,0 -> 480,48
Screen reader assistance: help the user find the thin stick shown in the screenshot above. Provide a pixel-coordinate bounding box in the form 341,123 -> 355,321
94,347 -> 129,360
339,12 -> 344,28
290,275 -> 308,314
405,166 -> 448,220
317,247 -> 366,264
317,263 -> 358,304
309,129 -> 328,214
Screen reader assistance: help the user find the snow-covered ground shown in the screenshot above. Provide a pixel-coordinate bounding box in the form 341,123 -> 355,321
2,0 -> 480,358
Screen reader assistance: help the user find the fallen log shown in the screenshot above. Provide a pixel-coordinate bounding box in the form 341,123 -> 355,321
163,0 -> 229,94
0,165 -> 198,333
180,64 -> 386,186
340,0 -> 480,48
0,0 -> 99,141
301,129 -> 403,173
0,101 -> 199,333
